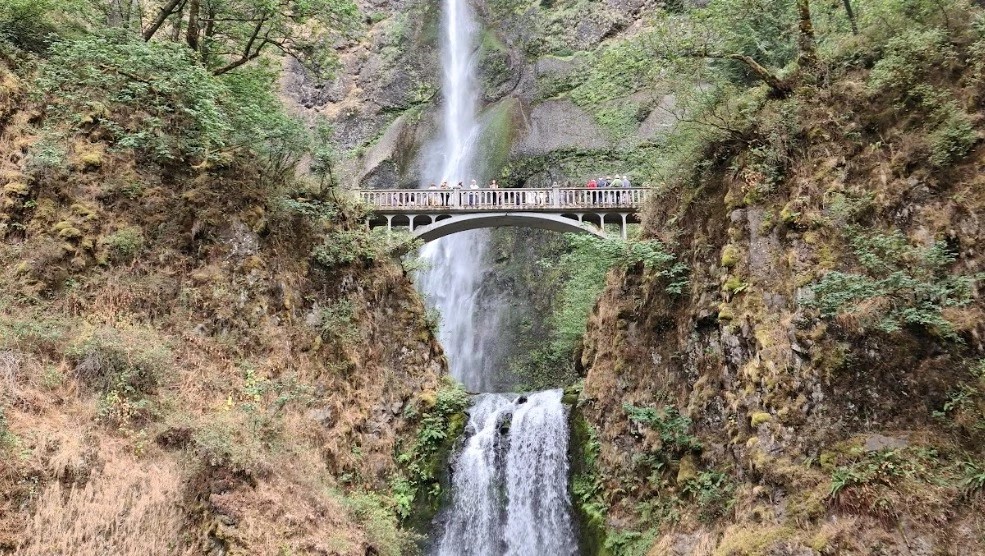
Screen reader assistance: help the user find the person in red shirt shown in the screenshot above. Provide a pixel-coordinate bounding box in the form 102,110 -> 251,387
586,178 -> 598,204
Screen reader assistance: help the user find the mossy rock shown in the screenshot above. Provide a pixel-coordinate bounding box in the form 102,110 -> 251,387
3,182 -> 29,196
750,412 -> 772,427
676,453 -> 699,484
53,221 -> 83,240
721,244 -> 741,267
723,276 -> 748,294
718,303 -> 735,321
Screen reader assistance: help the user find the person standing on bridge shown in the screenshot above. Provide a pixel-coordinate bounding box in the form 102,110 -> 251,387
469,179 -> 479,206
439,181 -> 450,206
427,183 -> 438,206
586,177 -> 597,205
489,179 -> 501,206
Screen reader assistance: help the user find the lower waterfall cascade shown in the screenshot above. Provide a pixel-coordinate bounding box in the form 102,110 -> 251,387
433,390 -> 578,556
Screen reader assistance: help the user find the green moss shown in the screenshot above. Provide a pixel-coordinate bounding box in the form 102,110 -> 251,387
718,303 -> 735,321
723,275 -> 748,294
569,409 -> 610,556
3,181 -> 28,196
750,411 -> 772,427
676,453 -> 699,484
476,98 -> 521,180
780,203 -> 800,224
720,244 -> 741,267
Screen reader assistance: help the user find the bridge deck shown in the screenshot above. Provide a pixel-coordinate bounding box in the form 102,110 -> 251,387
356,187 -> 649,241
357,187 -> 646,213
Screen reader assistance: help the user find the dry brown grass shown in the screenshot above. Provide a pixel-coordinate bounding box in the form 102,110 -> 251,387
19,444 -> 193,556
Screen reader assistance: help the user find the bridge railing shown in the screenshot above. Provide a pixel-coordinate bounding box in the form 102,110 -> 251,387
356,187 -> 648,211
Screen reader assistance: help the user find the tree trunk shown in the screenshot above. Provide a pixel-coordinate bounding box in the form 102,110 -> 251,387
842,0 -> 858,35
797,0 -> 819,71
142,0 -> 184,41
727,54 -> 792,97
185,0 -> 200,51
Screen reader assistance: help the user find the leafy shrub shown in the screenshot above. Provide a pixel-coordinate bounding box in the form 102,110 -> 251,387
828,448 -> 935,499
67,326 -> 170,397
868,29 -> 957,95
100,226 -> 143,262
319,299 -> 359,345
191,411 -> 270,475
807,231 -> 981,339
35,33 -> 308,171
961,460 -> 985,496
37,33 -> 228,162
0,0 -> 72,51
926,100 -> 977,167
312,228 -> 414,269
391,379 -> 468,524
603,528 -> 657,556
343,492 -> 419,556
682,470 -> 735,522
623,403 -> 702,453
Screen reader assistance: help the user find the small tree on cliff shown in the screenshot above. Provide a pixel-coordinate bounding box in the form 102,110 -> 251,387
648,0 -> 821,97
138,0 -> 360,77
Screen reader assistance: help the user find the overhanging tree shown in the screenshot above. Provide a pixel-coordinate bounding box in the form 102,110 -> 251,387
140,0 -> 360,76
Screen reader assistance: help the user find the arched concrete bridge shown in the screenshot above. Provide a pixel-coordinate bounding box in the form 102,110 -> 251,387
357,186 -> 648,242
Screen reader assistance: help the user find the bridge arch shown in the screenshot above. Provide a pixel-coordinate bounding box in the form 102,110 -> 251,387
411,212 -> 605,243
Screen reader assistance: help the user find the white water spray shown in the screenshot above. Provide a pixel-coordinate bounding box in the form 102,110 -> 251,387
435,390 -> 578,555
415,0 -> 498,392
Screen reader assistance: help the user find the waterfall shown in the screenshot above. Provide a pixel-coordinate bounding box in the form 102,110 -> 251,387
415,0 -> 498,392
414,0 -> 579,551
435,390 -> 578,556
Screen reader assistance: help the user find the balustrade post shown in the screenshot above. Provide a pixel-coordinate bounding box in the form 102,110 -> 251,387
552,184 -> 560,208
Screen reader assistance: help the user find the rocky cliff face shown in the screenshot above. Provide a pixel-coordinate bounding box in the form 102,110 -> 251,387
0,56 -> 448,554
574,49 -> 985,555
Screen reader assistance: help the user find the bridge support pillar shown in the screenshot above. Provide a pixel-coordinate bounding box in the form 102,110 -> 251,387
575,213 -> 584,224
385,215 -> 394,232
619,213 -> 629,240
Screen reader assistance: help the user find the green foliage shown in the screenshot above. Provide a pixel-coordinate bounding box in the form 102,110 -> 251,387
191,411 -> 271,475
35,33 -> 309,172
827,447 -> 937,499
0,0 -> 81,51
961,460 -> 985,496
926,99 -> 977,167
66,325 -> 170,399
604,528 -> 657,556
342,492 -> 419,556
37,33 -> 228,162
312,227 -> 414,269
865,28 -> 978,167
807,230 -> 981,339
319,299 -> 359,345
681,470 -> 735,522
423,306 -> 441,336
101,225 -> 143,262
868,29 -> 957,94
391,379 -> 468,526
623,403 -> 702,453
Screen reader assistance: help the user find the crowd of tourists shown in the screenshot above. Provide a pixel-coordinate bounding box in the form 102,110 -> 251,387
378,175 -> 636,208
